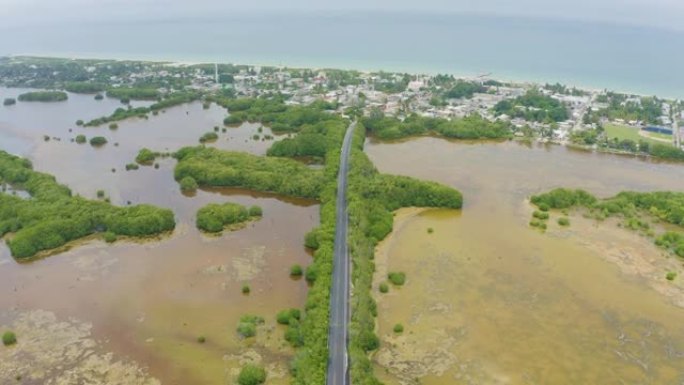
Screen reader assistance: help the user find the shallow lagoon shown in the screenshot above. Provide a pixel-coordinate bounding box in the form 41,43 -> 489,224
367,138 -> 684,385
0,89 -> 313,384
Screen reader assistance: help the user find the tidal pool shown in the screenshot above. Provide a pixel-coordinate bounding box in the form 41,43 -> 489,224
366,138 -> 684,385
0,90 -> 314,384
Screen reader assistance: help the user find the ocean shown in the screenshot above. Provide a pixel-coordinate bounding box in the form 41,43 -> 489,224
1,12 -> 683,98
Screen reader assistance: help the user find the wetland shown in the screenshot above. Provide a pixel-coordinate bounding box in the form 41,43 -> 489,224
366,138 -> 684,385
2,85 -> 684,385
0,87 -> 313,384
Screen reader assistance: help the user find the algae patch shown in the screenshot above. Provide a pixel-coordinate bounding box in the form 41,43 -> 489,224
0,309 -> 159,385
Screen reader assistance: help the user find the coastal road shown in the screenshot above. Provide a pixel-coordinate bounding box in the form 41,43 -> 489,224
327,121 -> 355,385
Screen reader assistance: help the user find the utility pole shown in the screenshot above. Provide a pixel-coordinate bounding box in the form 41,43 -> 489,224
674,102 -> 681,148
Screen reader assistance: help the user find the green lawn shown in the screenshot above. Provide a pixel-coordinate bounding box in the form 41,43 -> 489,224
645,131 -> 673,141
604,123 -> 672,147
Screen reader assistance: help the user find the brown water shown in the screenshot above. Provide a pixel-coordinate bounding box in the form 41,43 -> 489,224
366,138 -> 684,385
0,88 -> 314,384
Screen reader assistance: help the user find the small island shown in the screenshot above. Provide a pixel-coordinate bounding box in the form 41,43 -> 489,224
17,91 -> 68,102
196,202 -> 263,233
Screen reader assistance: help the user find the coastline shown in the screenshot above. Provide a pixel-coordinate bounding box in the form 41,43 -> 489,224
6,52 -> 677,100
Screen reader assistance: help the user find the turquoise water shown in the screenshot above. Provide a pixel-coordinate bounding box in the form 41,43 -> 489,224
2,12 -> 683,98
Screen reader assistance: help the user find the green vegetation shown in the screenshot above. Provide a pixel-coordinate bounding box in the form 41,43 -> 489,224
106,87 -> 159,101
94,94 -> 104,101
64,82 -> 105,94
427,227 -> 434,234
532,210 -> 549,220
242,284 -> 250,294
84,91 -> 199,126
0,150 -> 175,258
530,188 -> 597,209
96,189 -> 105,199
529,219 -> 547,230
444,80 -> 486,99
237,364 -> 266,385
604,124 -> 670,149
174,146 -> 325,200
379,282 -> 389,293
2,331 -> 16,346
213,97 -> 338,132
223,115 -> 243,125
109,123 -> 118,130
89,136 -> 107,146
572,124 -> 679,158
544,83 -> 586,96
168,103 -> 461,384
3,98 -> 16,106
18,91 -> 68,102
494,89 -> 569,123
179,176 -> 198,192
0,57 -> 195,91
75,135 -> 86,144
237,315 -> 264,338
343,124 -> 462,384
666,271 -> 677,281
149,91 -> 199,111
362,111 -> 511,141
570,128 -> 601,145
586,93 -> 663,125
387,272 -> 406,286
199,132 -> 218,143
84,106 -> 149,126
558,217 -> 570,226
125,163 -> 140,171
248,205 -> 262,217
103,231 -> 117,243
290,264 -> 303,277
195,202 -> 262,233
393,324 -> 404,333
135,148 -> 157,165
372,72 -> 411,93
276,308 -> 301,325
532,188 -> 684,257
268,119 -> 347,159
197,336 -> 206,344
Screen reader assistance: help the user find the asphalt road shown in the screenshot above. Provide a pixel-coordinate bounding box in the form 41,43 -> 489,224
326,122 -> 355,385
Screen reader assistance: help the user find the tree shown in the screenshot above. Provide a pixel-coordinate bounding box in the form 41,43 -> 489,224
135,148 -> 156,165
89,136 -> 107,146
2,331 -> 16,346
179,176 -> 198,192
218,74 -> 234,84
237,364 -> 266,385
619,139 -> 637,152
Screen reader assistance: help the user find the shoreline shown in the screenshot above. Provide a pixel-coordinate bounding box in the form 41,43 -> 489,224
5,53 -> 678,100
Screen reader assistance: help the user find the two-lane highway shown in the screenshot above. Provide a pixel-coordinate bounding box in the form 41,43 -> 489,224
326,121 -> 355,385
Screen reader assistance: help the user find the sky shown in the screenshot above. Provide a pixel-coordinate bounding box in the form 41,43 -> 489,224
0,0 -> 683,30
